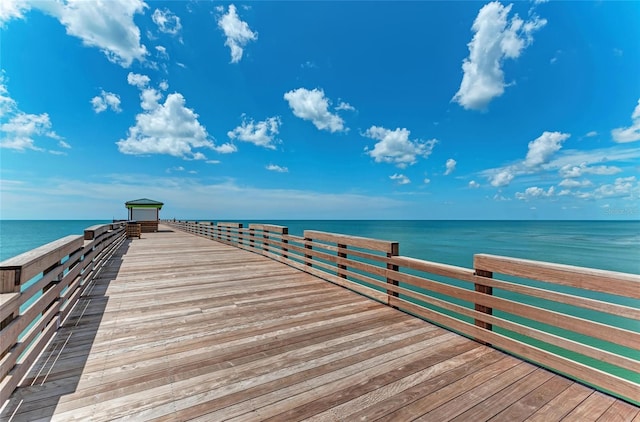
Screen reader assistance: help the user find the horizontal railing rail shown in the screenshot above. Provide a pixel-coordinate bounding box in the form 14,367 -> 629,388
164,220 -> 640,404
0,223 -> 126,404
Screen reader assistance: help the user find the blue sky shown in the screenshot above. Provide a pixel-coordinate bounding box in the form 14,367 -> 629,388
1,1 -> 639,220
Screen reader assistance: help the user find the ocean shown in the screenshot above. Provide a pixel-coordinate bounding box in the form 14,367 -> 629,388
0,220 -> 112,261
1,220 -> 638,273
240,220 -> 640,275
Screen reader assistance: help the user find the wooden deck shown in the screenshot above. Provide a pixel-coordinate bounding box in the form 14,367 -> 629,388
1,226 -> 637,421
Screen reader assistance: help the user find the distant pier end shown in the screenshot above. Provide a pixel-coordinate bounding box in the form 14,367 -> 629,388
124,198 -> 163,233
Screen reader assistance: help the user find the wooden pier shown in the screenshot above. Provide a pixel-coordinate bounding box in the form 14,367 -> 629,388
1,222 -> 638,421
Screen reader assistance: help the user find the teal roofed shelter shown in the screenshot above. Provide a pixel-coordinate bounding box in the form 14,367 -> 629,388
125,198 -> 164,232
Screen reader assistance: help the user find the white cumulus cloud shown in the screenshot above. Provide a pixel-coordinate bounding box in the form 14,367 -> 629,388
213,143 -> 237,154
484,144 -> 637,190
524,131 -> 570,167
444,158 -> 457,175
155,45 -> 169,60
2,113 -> 57,151
139,87 -> 162,111
117,74 -> 217,160
594,176 -> 639,199
490,168 -> 515,187
559,163 -> 622,178
516,186 -> 555,200
453,1 -> 546,110
91,90 -> 121,113
611,98 -> 640,143
152,8 -> 181,35
228,116 -> 281,149
336,101 -> 356,112
166,166 -> 185,173
217,4 -> 257,63
486,131 -> 569,187
284,88 -> 346,133
127,72 -> 150,88
0,0 -> 30,26
266,164 -> 288,173
390,173 -> 411,185
34,0 -> 148,67
0,75 -> 66,152
363,126 -> 437,168
469,180 -> 480,188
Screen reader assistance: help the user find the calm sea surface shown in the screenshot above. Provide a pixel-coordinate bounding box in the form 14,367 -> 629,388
241,220 -> 640,274
0,220 -> 110,261
1,220 -> 638,273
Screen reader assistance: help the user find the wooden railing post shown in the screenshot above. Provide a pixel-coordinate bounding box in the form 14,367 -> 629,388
263,230 -> 269,254
281,227 -> 289,259
386,243 -> 400,308
0,268 -> 19,366
305,237 -> 313,267
42,261 -> 63,316
337,243 -> 347,279
474,268 -> 493,345
249,227 -> 255,249
235,224 -> 243,246
0,269 -> 20,333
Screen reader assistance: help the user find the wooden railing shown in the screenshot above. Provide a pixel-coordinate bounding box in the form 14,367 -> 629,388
164,220 -> 640,405
0,223 -> 126,404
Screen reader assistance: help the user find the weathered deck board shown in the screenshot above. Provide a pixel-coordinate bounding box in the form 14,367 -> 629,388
1,226 -> 637,421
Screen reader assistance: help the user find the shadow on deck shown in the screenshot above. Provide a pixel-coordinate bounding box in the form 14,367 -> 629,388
1,241 -> 129,421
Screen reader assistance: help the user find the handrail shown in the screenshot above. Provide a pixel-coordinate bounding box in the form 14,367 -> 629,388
163,219 -> 640,405
0,223 -> 126,404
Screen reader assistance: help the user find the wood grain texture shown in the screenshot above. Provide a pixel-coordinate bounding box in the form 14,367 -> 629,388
392,268 -> 640,350
304,229 -> 398,253
474,253 -> 640,298
83,223 -> 113,240
2,225 -> 636,421
0,235 -> 83,285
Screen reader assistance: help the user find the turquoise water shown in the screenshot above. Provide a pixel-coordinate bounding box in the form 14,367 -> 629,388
2,220 -> 638,273
235,220 -> 640,274
0,220 -> 110,325
0,220 -> 110,261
